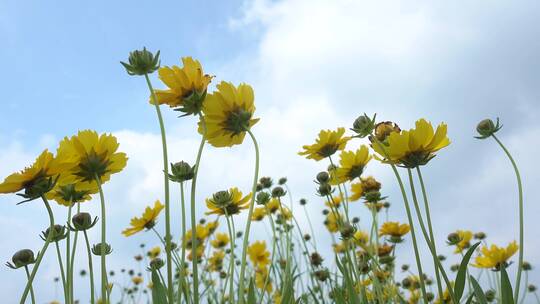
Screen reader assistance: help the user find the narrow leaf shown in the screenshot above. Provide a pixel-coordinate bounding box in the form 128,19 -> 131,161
455,242 -> 481,301
501,266 -> 515,304
470,277 -> 488,304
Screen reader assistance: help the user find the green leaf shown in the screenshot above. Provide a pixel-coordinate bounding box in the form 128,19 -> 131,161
465,294 -> 475,304
151,268 -> 169,304
470,277 -> 488,304
455,242 -> 481,301
247,278 -> 257,304
501,266 -> 515,304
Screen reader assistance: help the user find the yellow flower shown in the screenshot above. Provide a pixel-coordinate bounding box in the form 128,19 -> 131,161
299,128 -> 350,161
333,241 -> 348,254
152,57 -> 213,109
453,230 -> 473,253
148,246 -> 161,259
183,224 -> 210,248
266,198 -> 281,214
278,207 -> 293,221
199,81 -> 259,147
122,200 -> 165,237
205,220 -> 219,235
379,222 -> 410,238
473,241 -> 519,270
248,241 -> 270,268
324,195 -> 342,208
353,230 -> 369,246
46,182 -> 98,206
252,207 -> 267,221
333,146 -> 372,183
372,119 -> 450,168
255,267 -> 273,292
324,212 -> 341,233
348,182 -> 363,202
210,233 -> 230,249
208,250 -> 225,272
57,130 -> 127,184
132,276 -> 143,285
188,245 -> 205,262
0,150 -> 72,198
205,187 -> 252,216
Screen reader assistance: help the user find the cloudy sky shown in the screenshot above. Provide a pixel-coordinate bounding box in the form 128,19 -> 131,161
1,0 -> 540,302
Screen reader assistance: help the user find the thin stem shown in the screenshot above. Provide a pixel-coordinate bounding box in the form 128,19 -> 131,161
69,203 -> 81,304
84,230 -> 96,304
144,73 -> 174,304
66,202 -> 73,304
416,167 -> 444,298
406,168 -> 456,303
492,134 -> 524,303
55,241 -> 68,304
24,266 -> 36,304
94,174 -> 108,304
20,196 -> 55,304
224,214 -> 236,303
237,129 -> 260,303
190,113 -> 207,304
178,182 -> 187,304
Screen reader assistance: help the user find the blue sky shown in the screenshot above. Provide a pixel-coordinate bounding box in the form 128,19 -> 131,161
1,0 -> 540,303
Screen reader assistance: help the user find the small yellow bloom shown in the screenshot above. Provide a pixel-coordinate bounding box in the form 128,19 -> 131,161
122,200 -> 165,236
205,187 -> 252,216
252,207 -> 267,221
372,119 -> 450,168
183,224 -> 210,248
248,241 -> 270,268
188,245 -> 205,262
299,128 -> 350,161
324,212 -> 342,233
453,230 -> 473,253
148,246 -> 161,259
473,241 -> 519,270
348,182 -> 363,202
47,182 -> 98,206
324,195 -> 342,208
132,276 -> 143,285
333,146 -> 372,183
353,230 -> 369,246
199,81 -> 259,147
152,57 -> 213,109
205,220 -> 219,234
379,222 -> 410,238
266,198 -> 281,214
255,267 -> 273,292
208,250 -> 225,272
0,150 -> 72,196
210,233 -> 230,249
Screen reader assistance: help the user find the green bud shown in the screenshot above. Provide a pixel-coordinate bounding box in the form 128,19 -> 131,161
41,224 -> 67,242
121,48 -> 160,76
351,113 -> 376,138
485,289 -> 496,301
6,249 -> 35,269
71,212 -> 97,231
92,243 -> 113,256
316,172 -> 330,184
169,161 -> 195,183
475,118 -> 502,139
258,177 -> 273,189
149,258 -> 165,270
278,177 -> 287,185
339,223 -> 355,240
255,191 -> 271,205
317,183 -> 332,196
271,186 -> 286,198
446,232 -> 461,246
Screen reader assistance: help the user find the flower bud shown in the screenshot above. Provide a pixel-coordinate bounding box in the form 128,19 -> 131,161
41,224 -> 67,242
352,217 -> 360,224
351,113 -> 376,138
92,243 -> 113,256
7,249 -> 35,269
258,177 -> 273,189
317,183 -> 332,196
474,232 -> 486,240
313,269 -> 329,282
528,284 -> 537,293
256,192 -> 271,205
401,264 -> 409,272
71,212 -> 97,231
169,161 -> 195,183
271,186 -> 286,198
446,233 -> 461,246
310,252 -> 324,267
316,172 -> 330,184
149,258 -> 165,270
299,198 -> 307,206
475,118 -> 502,139
278,177 -> 287,185
340,223 -> 355,240
485,289 -> 496,301
522,261 -> 532,271
121,48 -> 160,76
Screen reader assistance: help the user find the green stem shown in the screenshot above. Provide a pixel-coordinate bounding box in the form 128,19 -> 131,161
66,203 -> 72,304
415,167 -> 444,298
24,266 -> 36,304
492,134 -> 524,303
55,241 -> 68,304
20,196 -> 55,304
94,174 -> 108,304
190,113 -> 207,304
69,203 -> 81,304
406,168 -> 456,303
84,230 -> 96,304
237,129 -> 260,304
178,182 -> 187,304
144,73 -> 174,304
224,214 -> 236,303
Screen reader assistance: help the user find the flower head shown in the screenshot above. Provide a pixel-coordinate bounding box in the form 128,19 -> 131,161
152,57 -> 213,113
121,48 -> 160,76
199,81 -> 259,147
57,130 -> 127,184
248,241 -> 270,269
0,150 -> 72,201
205,187 -> 252,216
210,233 -> 230,249
371,119 -> 450,168
333,146 -> 371,183
47,182 -> 98,206
122,200 -> 165,236
450,230 -> 473,253
299,128 -> 350,161
473,241 -> 519,270
379,222 -> 410,243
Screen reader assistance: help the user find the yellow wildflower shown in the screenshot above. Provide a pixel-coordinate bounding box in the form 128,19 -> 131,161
299,128 -> 350,161
333,146 -> 371,183
122,200 -> 165,236
148,246 -> 161,259
210,233 -> 230,249
248,241 -> 270,269
205,187 -> 252,216
379,222 -> 410,241
252,207 -> 267,221
473,241 -> 519,270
